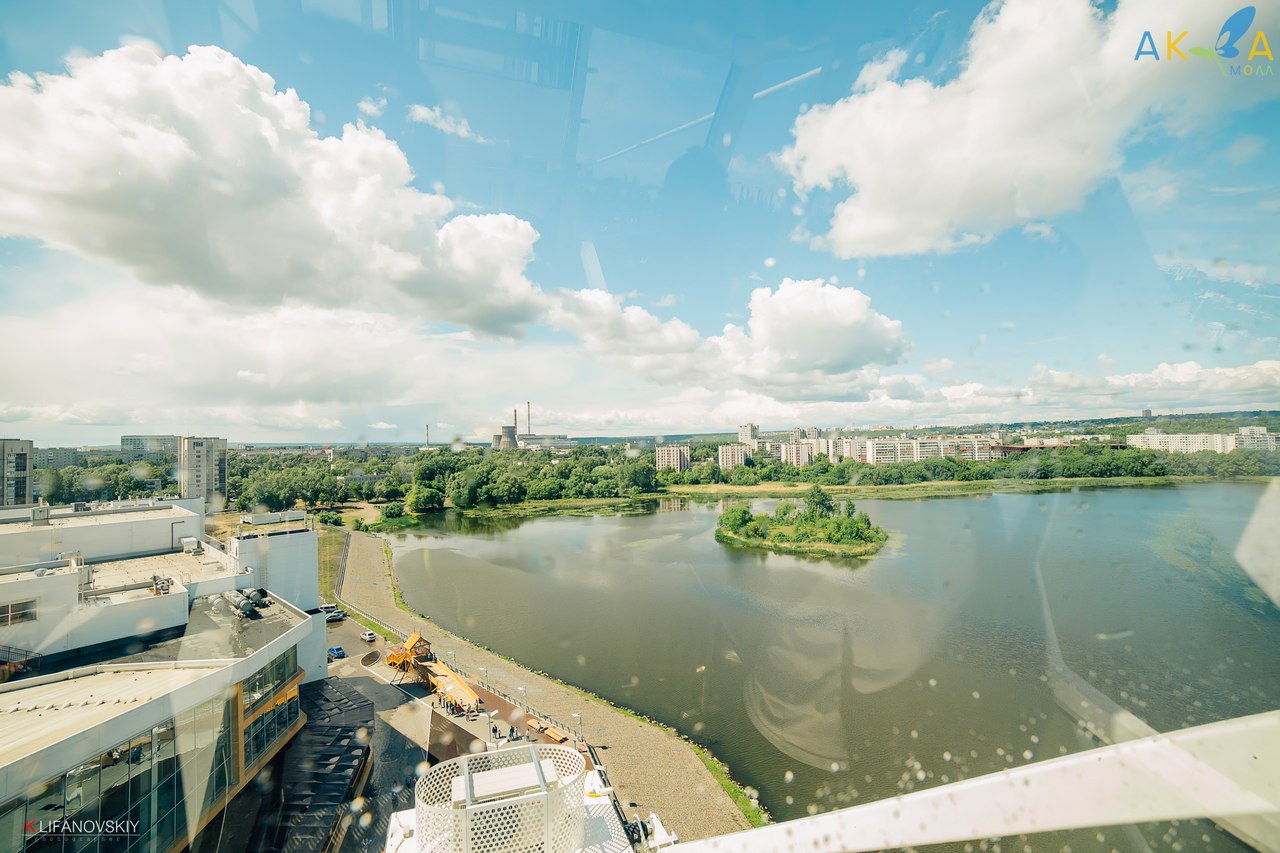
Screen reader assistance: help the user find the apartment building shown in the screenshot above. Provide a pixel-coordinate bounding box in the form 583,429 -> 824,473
717,444 -> 751,471
178,437 -> 228,506
1126,430 -> 1236,453
738,424 -> 759,444
0,439 -> 33,508
655,445 -> 691,471
121,434 -> 180,463
32,447 -> 84,469
780,442 -> 813,467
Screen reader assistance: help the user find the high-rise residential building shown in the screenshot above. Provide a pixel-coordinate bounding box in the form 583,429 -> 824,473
1125,430 -> 1236,454
804,427 -> 820,439
1235,426 -> 1276,451
1141,409 -> 1153,418
737,424 -> 759,444
780,442 -> 813,467
717,444 -> 751,471
0,439 -> 33,507
655,445 -> 691,471
121,434 -> 180,462
179,437 -> 228,505
788,428 -> 805,443
32,447 -> 84,469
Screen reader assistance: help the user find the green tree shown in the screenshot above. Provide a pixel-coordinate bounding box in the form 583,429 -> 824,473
802,485 -> 836,520
406,485 -> 445,513
719,504 -> 753,532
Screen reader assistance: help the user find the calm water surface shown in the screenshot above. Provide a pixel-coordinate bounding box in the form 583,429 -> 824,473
387,483 -> 1278,850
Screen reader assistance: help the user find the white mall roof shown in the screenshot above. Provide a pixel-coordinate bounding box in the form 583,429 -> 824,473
0,665 -> 223,771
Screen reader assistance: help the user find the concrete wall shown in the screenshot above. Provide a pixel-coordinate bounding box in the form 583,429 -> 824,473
0,570 -> 189,656
230,528 -> 320,612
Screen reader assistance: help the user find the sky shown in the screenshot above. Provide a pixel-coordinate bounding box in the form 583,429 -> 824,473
0,0 -> 1277,446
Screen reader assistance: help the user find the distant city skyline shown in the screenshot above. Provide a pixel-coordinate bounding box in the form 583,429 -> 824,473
1,1 -> 1277,446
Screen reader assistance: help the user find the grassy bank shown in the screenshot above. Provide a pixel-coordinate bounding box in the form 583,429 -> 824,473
714,526 -> 884,559
316,524 -> 346,603
666,475 -> 1268,501
692,744 -> 770,828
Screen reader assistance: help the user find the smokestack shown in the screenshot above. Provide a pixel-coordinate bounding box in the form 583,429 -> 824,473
526,401 -> 531,436
513,408 -> 518,432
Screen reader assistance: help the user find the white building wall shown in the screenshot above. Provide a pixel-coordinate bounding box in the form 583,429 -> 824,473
0,500 -> 204,568
229,529 -> 320,612
0,571 -> 190,657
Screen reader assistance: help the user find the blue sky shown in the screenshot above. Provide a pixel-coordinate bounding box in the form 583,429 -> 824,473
0,0 -> 1277,445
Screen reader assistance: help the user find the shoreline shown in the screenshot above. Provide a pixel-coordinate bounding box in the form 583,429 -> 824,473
665,474 -> 1273,501
354,475 -> 1275,535
334,528 -> 764,838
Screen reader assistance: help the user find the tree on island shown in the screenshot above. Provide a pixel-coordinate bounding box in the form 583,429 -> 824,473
717,484 -> 887,554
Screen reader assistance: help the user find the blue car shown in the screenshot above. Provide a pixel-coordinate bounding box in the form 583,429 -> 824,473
327,646 -> 346,660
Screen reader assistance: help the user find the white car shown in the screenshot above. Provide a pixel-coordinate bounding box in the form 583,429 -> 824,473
360,630 -> 377,642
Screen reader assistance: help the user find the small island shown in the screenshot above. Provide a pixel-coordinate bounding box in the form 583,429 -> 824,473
715,484 -> 888,559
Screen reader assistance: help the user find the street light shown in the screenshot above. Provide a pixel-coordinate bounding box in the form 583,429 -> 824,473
571,713 -> 583,743
517,687 -> 527,711
478,666 -> 487,687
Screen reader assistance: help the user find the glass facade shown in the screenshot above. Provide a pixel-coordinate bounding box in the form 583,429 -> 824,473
240,647 -> 297,713
243,687 -> 300,770
0,695 -> 234,853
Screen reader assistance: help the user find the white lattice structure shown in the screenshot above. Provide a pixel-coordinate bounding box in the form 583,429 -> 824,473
414,743 -> 586,853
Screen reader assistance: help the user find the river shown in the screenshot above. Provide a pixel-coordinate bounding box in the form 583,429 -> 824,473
386,482 -> 1279,851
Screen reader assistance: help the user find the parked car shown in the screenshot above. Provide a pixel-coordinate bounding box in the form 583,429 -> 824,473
318,603 -> 338,613
325,611 -> 345,623
360,630 -> 377,642
327,646 -> 346,660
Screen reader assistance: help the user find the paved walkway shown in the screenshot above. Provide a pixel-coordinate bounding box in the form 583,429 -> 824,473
337,530 -> 752,842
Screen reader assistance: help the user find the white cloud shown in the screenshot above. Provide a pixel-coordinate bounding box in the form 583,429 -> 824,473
550,278 -> 908,401
776,0 -> 1279,258
1022,222 -> 1055,240
357,96 -> 387,117
1098,353 -> 1115,368
0,42 -> 541,336
654,294 -> 678,308
369,421 -> 398,430
923,357 -> 954,376
407,103 -> 490,144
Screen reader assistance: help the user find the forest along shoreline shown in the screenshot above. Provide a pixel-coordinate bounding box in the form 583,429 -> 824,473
333,526 -> 763,840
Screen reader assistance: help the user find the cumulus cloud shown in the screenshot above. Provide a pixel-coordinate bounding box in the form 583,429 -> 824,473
776,0 -> 1279,258
549,278 -> 908,401
357,96 -> 387,117
369,421 -> 398,430
0,42 -> 542,335
407,103 -> 490,144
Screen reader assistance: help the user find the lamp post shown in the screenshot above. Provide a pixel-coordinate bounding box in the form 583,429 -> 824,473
478,666 -> 488,687
571,713 -> 583,744
517,687 -> 527,711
